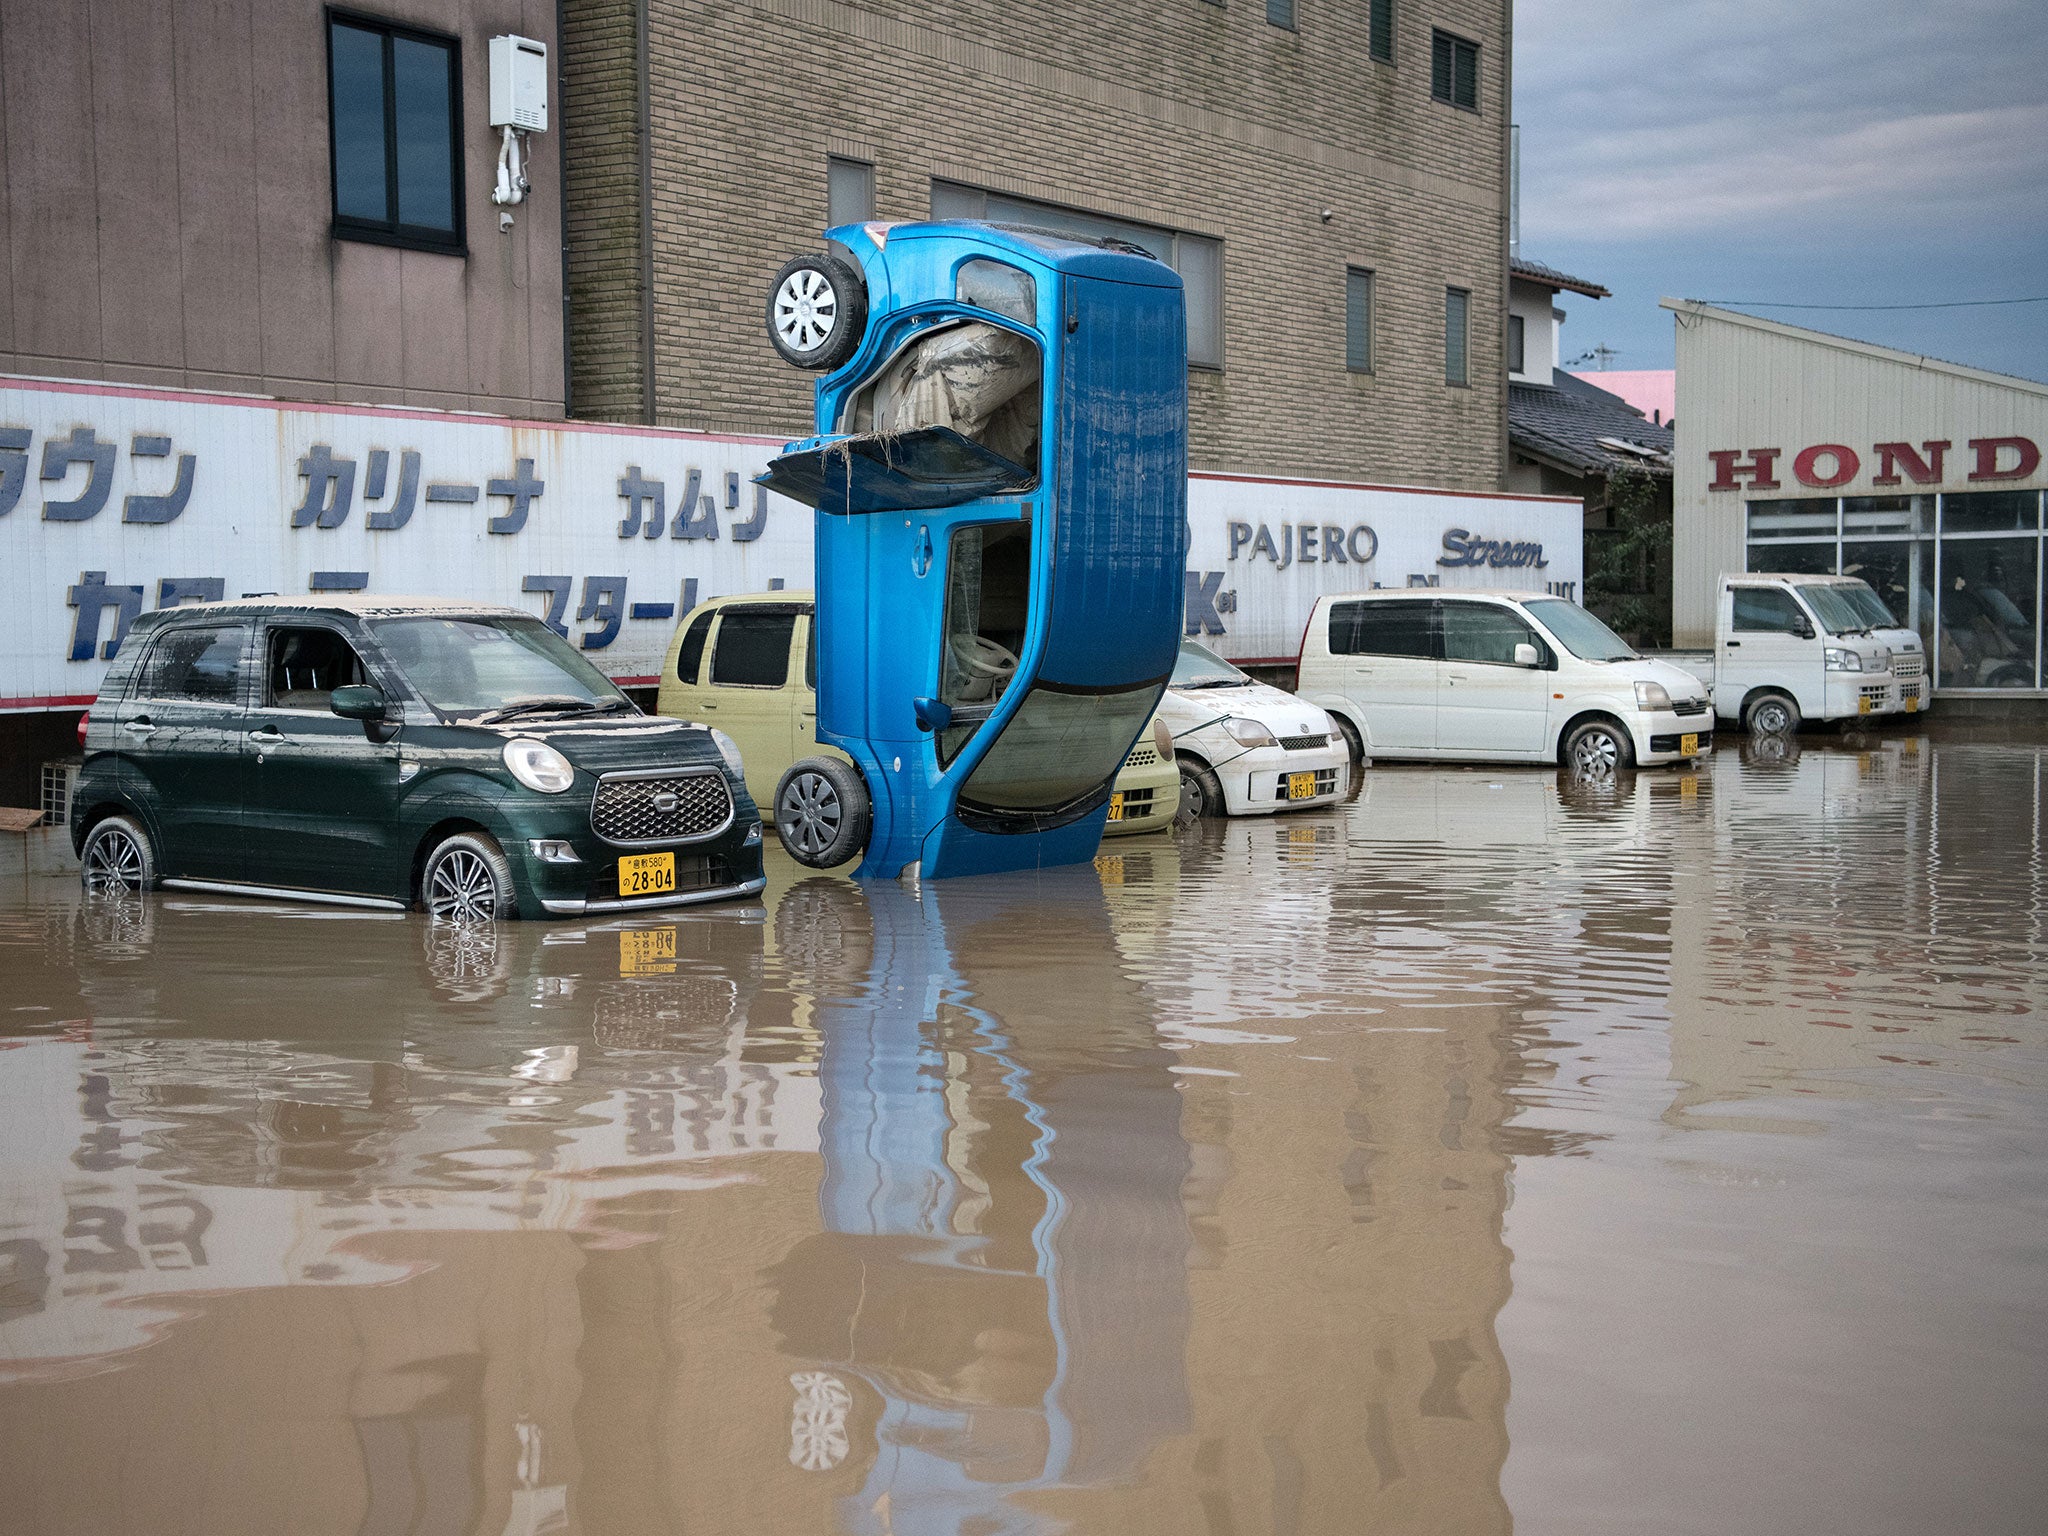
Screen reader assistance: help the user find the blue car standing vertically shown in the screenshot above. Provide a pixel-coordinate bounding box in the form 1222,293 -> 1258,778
756,219 -> 1189,881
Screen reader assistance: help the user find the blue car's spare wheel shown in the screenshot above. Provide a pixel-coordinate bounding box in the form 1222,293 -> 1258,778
766,253 -> 868,372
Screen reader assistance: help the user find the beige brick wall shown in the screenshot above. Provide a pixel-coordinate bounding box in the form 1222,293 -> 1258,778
562,0 -> 649,422
569,0 -> 1510,490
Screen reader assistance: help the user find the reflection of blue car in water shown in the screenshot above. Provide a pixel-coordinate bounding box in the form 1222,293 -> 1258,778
756,220 -> 1188,880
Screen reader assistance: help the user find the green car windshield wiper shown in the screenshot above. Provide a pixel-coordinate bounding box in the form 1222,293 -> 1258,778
474,696 -> 599,724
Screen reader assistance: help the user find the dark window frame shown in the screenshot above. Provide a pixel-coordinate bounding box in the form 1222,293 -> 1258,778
1508,313 -> 1525,374
1345,267 -> 1374,374
1266,0 -> 1298,30
326,7 -> 467,256
826,154 -> 876,227
1431,29 -> 1480,112
1369,0 -> 1395,63
1445,286 -> 1471,388
709,606 -> 801,689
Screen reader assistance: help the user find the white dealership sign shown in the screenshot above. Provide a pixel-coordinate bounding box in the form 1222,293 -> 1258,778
2,375 -> 1585,709
1,376 -> 807,708
1184,472 -> 1584,662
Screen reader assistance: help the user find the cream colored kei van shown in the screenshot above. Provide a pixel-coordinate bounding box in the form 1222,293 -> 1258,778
655,593 -> 1178,839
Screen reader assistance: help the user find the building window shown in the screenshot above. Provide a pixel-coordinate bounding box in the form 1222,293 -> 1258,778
827,156 -> 875,227
1431,30 -> 1480,111
931,181 -> 1225,369
1267,0 -> 1297,29
1508,313 -> 1525,374
1444,287 -> 1470,386
327,12 -> 464,253
1345,268 -> 1374,373
1370,0 -> 1394,62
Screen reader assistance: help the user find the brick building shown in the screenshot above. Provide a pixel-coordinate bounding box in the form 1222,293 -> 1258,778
563,0 -> 1516,491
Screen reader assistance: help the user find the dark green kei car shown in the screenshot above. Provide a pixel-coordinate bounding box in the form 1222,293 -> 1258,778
71,599 -> 766,919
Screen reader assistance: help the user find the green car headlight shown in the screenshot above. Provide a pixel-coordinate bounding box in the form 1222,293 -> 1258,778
503,738 -> 576,793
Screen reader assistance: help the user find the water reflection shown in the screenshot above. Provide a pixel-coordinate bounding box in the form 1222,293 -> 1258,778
1,735 -> 2043,1534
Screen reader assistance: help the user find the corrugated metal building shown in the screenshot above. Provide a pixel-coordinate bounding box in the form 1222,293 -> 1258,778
1665,302 -> 2048,701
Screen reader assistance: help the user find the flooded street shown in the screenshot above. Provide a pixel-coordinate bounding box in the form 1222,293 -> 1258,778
2,735 -> 2043,1536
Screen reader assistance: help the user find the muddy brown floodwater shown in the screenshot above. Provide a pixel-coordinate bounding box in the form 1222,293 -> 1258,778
2,734 -> 2044,1535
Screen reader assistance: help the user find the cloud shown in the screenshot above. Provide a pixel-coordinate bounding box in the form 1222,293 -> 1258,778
1515,0 -> 2048,245
1530,104 -> 2048,239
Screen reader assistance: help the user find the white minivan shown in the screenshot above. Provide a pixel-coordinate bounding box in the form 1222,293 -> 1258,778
1297,590 -> 1713,773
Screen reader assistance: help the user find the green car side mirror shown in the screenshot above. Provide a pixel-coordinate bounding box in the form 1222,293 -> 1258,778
330,684 -> 389,722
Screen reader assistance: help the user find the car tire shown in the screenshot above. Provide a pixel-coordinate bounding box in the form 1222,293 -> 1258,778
1561,717 -> 1635,777
765,253 -> 868,372
1331,714 -> 1365,766
1744,691 -> 1801,737
79,813 -> 156,895
422,831 -> 517,923
1177,755 -> 1228,819
775,757 -> 872,868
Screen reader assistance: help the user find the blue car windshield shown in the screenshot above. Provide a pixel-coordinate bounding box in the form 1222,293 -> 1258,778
960,682 -> 1157,821
374,615 -> 629,721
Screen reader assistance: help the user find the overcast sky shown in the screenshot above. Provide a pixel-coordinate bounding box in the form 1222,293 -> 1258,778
1514,0 -> 2048,382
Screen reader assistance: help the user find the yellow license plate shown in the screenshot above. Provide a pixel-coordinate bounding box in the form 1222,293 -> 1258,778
620,927 -> 677,974
1680,733 -> 1699,756
1858,696 -> 1872,714
1905,695 -> 1918,712
1107,792 -> 1124,822
618,851 -> 676,897
1287,771 -> 1317,800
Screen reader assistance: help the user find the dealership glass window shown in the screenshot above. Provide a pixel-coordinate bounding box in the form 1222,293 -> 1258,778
1943,490 -> 2040,533
1744,490 -> 2046,692
327,16 -> 463,253
827,156 -> 875,227
1938,538 -> 2038,689
1444,288 -> 1470,387
1745,542 -> 1836,576
1370,0 -> 1395,62
931,181 -> 1223,368
1431,30 -> 1480,111
1345,269 -> 1374,373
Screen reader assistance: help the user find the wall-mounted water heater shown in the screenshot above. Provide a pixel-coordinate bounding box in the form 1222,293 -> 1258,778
489,35 -> 548,131
489,36 -> 547,224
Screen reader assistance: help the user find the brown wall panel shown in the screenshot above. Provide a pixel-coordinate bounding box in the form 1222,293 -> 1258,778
398,248 -> 471,397
5,0 -> 103,362
89,0 -> 187,370
332,241 -> 406,392
175,0 -> 264,379
251,0 -> 337,391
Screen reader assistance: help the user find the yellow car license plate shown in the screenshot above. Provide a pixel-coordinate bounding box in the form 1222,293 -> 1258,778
1905,695 -> 1918,712
1107,792 -> 1124,822
618,851 -> 676,897
1287,771 -> 1317,800
1680,733 -> 1699,756
1858,696 -> 1872,714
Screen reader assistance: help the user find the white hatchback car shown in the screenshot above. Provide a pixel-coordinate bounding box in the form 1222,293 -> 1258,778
1159,640 -> 1349,817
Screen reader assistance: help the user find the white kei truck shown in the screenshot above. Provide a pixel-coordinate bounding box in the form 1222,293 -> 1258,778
1651,574 -> 1921,736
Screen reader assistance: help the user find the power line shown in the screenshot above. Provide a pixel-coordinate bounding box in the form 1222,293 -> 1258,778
1694,296 -> 2048,312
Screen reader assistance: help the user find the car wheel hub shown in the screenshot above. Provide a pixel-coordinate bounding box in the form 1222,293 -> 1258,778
84,829 -> 143,892
429,849 -> 497,924
774,271 -> 837,353
1572,733 -> 1620,774
779,773 -> 842,857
